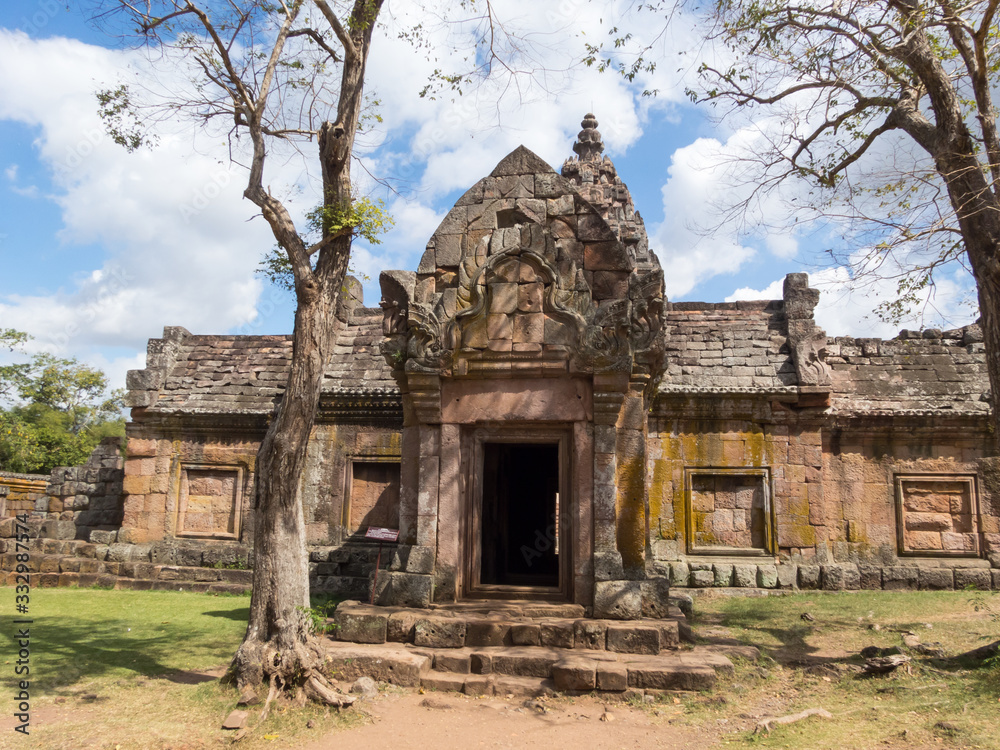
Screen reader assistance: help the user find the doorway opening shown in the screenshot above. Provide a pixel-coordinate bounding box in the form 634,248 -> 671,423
480,442 -> 560,588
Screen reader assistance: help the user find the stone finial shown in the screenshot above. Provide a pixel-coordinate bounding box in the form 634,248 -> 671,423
572,113 -> 604,162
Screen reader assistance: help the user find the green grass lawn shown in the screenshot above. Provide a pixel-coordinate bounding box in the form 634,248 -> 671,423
675,590 -> 1000,749
2,586 -> 999,749
0,587 -> 362,750
0,588 -> 251,694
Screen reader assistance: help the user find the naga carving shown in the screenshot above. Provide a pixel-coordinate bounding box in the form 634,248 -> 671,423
783,273 -> 832,388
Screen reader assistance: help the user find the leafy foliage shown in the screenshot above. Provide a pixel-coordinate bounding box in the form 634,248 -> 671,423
591,0 -> 1000,326
0,331 -> 124,474
256,194 -> 391,291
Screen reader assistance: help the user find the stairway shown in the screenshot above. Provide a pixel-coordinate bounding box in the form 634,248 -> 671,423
323,600 -> 752,697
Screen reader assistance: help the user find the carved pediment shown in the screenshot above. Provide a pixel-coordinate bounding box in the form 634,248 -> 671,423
380,140 -> 667,381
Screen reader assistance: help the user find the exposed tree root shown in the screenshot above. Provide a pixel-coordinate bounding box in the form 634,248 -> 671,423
755,708 -> 833,734
950,640 -> 1000,664
226,620 -> 354,742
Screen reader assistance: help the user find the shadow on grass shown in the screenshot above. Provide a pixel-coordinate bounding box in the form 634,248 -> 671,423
696,606 -> 869,666
0,615 -> 241,694
203,607 -> 251,621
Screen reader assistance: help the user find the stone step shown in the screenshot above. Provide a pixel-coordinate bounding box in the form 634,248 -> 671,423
427,601 -> 586,619
323,642 -> 431,687
323,641 -> 737,695
333,600 -> 686,655
420,670 -> 556,698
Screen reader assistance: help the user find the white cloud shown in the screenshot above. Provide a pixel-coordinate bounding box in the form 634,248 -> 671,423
725,255 -> 978,338
0,30 -> 276,362
0,2 -> 715,378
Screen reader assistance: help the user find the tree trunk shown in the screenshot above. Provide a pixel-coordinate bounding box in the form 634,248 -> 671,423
228,0 -> 382,695
932,147 -> 1000,447
228,266 -> 345,690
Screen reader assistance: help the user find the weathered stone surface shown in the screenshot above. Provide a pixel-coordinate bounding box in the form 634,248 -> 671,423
656,620 -> 681,650
883,566 -> 919,590
757,565 -> 778,589
385,572 -> 433,608
222,710 -> 248,730
625,658 -> 717,691
573,619 -> 607,650
918,568 -> 955,590
434,651 -> 472,674
955,568 -> 992,590
460,675 -> 492,696
414,616 -> 467,648
89,530 -> 117,545
669,562 -> 690,588
552,657 -> 597,691
539,620 -> 575,648
822,564 -> 860,591
466,619 -> 511,647
858,564 -> 883,590
323,644 -> 430,687
470,651 -> 492,675
593,551 -> 625,581
776,564 -> 798,590
596,663 -> 629,691
333,607 -> 388,645
733,565 -> 757,588
798,566 -> 821,590
713,564 -> 734,587
421,671 -> 467,692
606,624 -> 660,655
640,578 -> 672,618
593,580 -> 642,620
690,569 -> 714,588
386,610 -> 420,643
489,648 -> 562,678
510,623 -> 541,646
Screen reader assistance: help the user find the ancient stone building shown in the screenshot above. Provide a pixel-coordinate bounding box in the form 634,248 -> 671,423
8,115 -> 996,605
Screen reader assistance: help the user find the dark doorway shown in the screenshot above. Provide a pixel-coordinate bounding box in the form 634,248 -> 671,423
480,442 -> 560,588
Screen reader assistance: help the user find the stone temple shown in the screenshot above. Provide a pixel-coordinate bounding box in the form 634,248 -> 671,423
5,115 -> 999,609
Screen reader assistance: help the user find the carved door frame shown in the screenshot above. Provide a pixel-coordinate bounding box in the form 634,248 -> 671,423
461,423 -> 574,601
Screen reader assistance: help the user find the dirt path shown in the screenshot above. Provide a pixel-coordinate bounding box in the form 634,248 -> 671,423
301,691 -> 719,750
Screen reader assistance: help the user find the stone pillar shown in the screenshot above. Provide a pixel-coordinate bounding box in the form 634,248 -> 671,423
385,371 -> 441,607
397,425 -> 420,546
435,423 -> 461,601
591,375 -> 642,619
616,380 -> 649,578
573,420 -> 595,607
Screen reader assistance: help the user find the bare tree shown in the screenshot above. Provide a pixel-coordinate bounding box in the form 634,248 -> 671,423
590,0 -> 1000,437
97,0 -> 386,701
95,0 -> 553,704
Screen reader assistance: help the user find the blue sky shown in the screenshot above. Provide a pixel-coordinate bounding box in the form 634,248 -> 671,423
0,1 -> 977,394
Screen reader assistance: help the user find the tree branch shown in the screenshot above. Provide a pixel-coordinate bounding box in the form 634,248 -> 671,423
313,0 -> 357,61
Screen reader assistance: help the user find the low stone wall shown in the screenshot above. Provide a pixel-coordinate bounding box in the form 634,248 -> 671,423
13,437 -> 126,542
0,472 -> 49,517
664,558 -> 998,591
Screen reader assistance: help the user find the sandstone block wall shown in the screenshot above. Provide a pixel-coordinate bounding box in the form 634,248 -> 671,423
0,472 -> 48,517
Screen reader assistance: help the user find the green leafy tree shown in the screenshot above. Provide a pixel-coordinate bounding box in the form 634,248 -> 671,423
590,0 -> 1000,442
0,333 -> 125,474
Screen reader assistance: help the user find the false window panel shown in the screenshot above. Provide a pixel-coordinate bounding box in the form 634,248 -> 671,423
345,460 -> 401,534
685,468 -> 773,555
177,465 -> 244,540
895,475 -> 980,557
